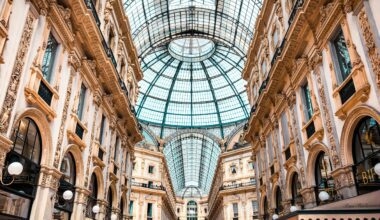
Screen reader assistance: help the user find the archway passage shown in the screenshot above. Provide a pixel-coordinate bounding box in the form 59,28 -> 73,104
163,132 -> 221,197
351,116 -> 380,195
187,200 -> 198,220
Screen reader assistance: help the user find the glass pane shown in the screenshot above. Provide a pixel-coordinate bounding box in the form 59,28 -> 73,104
333,30 -> 352,82
41,34 -> 58,82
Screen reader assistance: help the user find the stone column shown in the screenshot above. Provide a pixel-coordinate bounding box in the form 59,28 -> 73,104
72,187 -> 90,220
299,187 -> 316,209
97,199 -> 107,220
282,199 -> 291,215
30,165 -> 62,220
331,165 -> 356,199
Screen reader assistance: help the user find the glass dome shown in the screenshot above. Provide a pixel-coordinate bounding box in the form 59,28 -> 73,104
169,38 -> 215,62
136,42 -> 250,137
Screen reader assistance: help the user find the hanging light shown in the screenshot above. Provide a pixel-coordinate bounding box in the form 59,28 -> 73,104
318,191 -> 330,201
7,162 -> 23,176
92,205 -> 100,214
374,163 -> 380,176
272,214 -> 279,219
62,190 -> 73,201
111,214 -> 118,220
290,205 -> 298,212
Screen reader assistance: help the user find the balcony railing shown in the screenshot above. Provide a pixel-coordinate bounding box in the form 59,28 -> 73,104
258,76 -> 269,95
131,181 -> 166,191
227,142 -> 250,151
84,0 -> 100,27
84,0 -> 133,109
288,0 -> 304,25
220,181 -> 256,190
38,80 -> 53,106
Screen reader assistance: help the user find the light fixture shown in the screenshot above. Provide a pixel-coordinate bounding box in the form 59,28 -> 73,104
272,214 -> 279,219
318,191 -> 330,202
8,162 -> 23,175
111,214 -> 118,220
290,205 -> 298,212
374,163 -> 380,176
92,204 -> 100,214
62,190 -> 73,201
1,161 -> 24,185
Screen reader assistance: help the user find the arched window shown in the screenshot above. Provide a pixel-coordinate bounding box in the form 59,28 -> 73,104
54,153 -> 76,219
275,187 -> 283,214
263,196 -> 269,220
187,201 -> 197,220
11,117 -> 42,164
352,116 -> 380,195
315,152 -> 334,205
86,173 -> 98,219
0,118 -> 42,219
120,199 -> 124,219
290,173 -> 302,205
106,187 -> 113,220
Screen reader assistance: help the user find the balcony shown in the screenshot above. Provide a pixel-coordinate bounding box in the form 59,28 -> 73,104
66,114 -> 87,150
220,181 -> 256,191
333,62 -> 370,120
83,0 -> 132,105
109,161 -> 119,182
302,111 -> 324,150
25,65 -> 59,121
92,141 -> 106,168
131,181 -> 166,191
288,0 -> 304,26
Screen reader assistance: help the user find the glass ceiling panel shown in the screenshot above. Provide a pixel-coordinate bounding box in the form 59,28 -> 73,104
124,0 -> 262,195
163,133 -> 221,196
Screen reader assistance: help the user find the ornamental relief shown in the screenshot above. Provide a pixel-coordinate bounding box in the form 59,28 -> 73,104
0,14 -> 35,134
358,9 -> 380,88
53,70 -> 75,168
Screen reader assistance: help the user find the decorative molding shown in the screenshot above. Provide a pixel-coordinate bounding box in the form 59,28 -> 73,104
53,70 -> 75,168
358,8 -> 380,88
0,14 -> 35,134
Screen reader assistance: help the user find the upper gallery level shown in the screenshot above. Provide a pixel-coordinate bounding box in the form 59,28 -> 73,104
242,0 -> 380,218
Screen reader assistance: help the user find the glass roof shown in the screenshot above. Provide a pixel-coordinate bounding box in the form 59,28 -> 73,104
124,0 -> 262,196
168,38 -> 215,62
163,133 -> 221,196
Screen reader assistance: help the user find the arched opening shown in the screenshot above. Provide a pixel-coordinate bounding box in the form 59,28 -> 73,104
0,117 -> 42,219
263,196 -> 269,220
187,200 -> 197,220
53,152 -> 76,219
120,198 -> 125,219
290,172 -> 302,206
352,116 -> 380,195
86,173 -> 98,219
275,186 -> 283,215
314,151 -> 334,205
105,187 -> 113,220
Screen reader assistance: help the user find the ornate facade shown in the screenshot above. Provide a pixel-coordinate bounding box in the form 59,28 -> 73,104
0,0 -> 143,219
243,0 -> 380,219
208,131 -> 258,220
